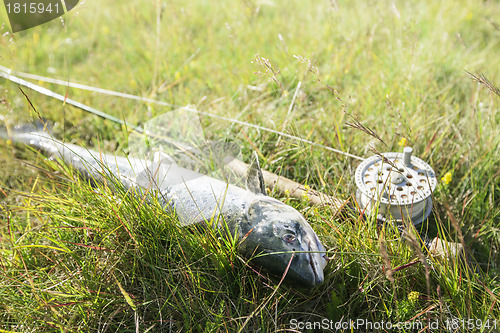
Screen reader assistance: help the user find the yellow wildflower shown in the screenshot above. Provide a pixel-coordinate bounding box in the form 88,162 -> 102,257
441,172 -> 452,185
408,291 -> 419,304
398,137 -> 407,147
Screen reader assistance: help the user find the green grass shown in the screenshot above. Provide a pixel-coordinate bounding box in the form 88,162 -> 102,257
1,0 -> 499,331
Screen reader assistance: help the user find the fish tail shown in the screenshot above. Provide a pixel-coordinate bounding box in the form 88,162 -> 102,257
0,119 -> 57,151
0,120 -> 107,180
0,117 -> 52,141
1,119 -> 139,187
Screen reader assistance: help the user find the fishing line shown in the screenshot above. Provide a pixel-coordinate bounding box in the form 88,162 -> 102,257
0,65 -> 364,161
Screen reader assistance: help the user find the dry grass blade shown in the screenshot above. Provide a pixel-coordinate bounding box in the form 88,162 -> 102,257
345,112 -> 388,147
368,147 -> 399,169
466,71 -> 500,98
252,54 -> 285,95
486,17 -> 500,32
378,228 -> 394,285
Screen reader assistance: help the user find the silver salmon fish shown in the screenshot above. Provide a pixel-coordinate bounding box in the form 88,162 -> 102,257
4,128 -> 327,287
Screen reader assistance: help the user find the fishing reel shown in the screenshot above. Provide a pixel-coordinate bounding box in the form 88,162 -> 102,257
354,147 -> 437,225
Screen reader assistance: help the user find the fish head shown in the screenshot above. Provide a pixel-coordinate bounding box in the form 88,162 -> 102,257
240,197 -> 327,288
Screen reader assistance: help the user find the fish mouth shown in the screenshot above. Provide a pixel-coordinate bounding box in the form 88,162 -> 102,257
307,240 -> 325,286
308,251 -> 322,285
285,238 -> 326,288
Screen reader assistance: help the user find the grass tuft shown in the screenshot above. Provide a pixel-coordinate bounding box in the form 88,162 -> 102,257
1,0 -> 500,331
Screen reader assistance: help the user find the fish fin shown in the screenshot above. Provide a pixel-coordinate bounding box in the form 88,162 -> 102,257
245,151 -> 266,195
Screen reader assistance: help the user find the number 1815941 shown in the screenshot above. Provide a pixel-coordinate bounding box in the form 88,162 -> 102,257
445,318 -> 497,330
6,2 -> 62,14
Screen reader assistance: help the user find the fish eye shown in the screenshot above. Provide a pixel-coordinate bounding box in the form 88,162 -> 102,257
282,234 -> 296,243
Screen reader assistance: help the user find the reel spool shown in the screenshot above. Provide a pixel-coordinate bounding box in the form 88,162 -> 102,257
355,147 -> 437,225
